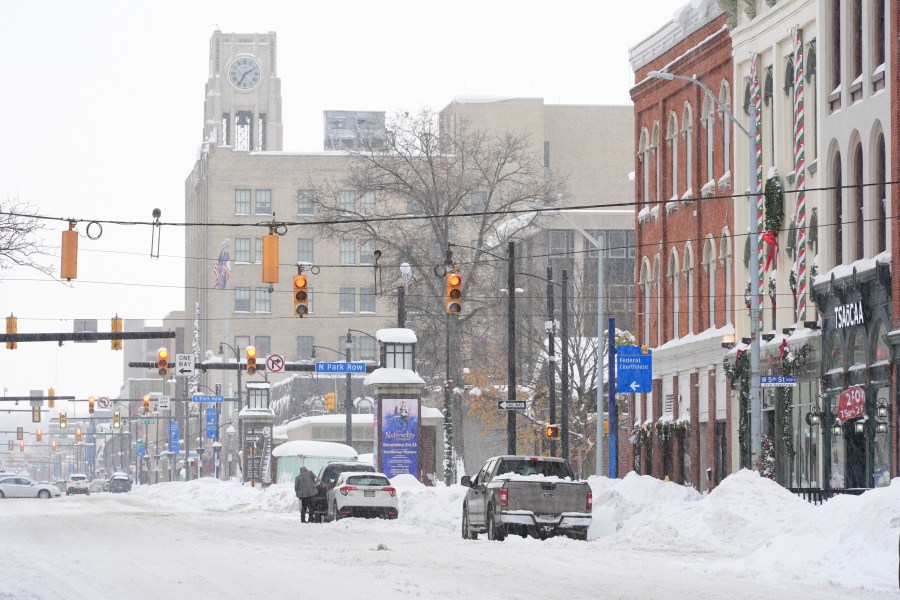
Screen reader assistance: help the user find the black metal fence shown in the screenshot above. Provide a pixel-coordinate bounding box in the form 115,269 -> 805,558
788,487 -> 868,505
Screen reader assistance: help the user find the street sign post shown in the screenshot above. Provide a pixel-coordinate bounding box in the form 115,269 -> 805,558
616,346 -> 653,393
497,400 -> 527,410
315,361 -> 366,373
191,395 -> 224,403
760,375 -> 798,388
176,354 -> 195,376
265,354 -> 285,373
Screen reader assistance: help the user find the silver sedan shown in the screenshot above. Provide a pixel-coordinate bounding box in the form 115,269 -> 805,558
0,476 -> 61,499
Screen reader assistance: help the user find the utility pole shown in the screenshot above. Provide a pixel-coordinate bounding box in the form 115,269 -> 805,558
561,269 -> 570,462
345,330 -> 353,448
546,266 -> 557,458
507,240 -> 517,455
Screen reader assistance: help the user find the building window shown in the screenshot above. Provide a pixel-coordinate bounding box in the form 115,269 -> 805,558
234,287 -> 251,312
235,336 -> 250,352
851,0 -> 862,85
684,245 -> 694,334
807,41 -> 818,159
359,241 -> 375,265
704,238 -> 717,329
254,237 -> 262,264
471,191 -> 488,213
639,128 -> 650,206
360,287 -> 376,313
340,190 -> 355,212
722,231 -> 732,324
340,239 -> 356,265
297,336 -> 314,360
298,238 -> 314,264
359,191 -> 375,215
339,288 -> 356,313
608,231 -> 626,258
641,260 -> 651,345
359,337 -> 377,361
668,251 -> 679,339
719,82 -> 731,179
235,237 -> 252,263
384,343 -> 413,369
832,151 -> 843,265
543,141 -> 550,168
852,143 -> 864,260
406,197 -> 423,215
255,189 -> 272,215
682,103 -> 693,195
235,189 -> 251,215
667,113 -> 679,199
830,0 -> 842,110
652,121 -> 660,202
876,133 -> 887,253
298,190 -> 315,215
255,287 -> 271,313
654,256 -> 662,347
873,0 -> 886,93
626,231 -> 636,258
254,336 -> 271,357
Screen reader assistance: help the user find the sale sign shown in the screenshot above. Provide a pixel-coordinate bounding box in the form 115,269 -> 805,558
837,386 -> 866,421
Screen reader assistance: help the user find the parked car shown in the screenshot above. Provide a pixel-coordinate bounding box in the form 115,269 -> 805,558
0,476 -> 61,499
66,473 -> 90,495
310,461 -> 376,523
326,472 -> 399,520
460,455 -> 592,541
108,472 -> 132,493
89,478 -> 109,493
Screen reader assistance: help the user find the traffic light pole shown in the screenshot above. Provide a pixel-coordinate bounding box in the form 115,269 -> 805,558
345,331 -> 352,448
507,240 -> 517,455
547,266 -> 557,458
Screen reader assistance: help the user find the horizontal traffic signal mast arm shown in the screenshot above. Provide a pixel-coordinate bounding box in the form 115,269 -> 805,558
127,361 -> 379,373
0,396 -> 76,402
0,331 -> 176,343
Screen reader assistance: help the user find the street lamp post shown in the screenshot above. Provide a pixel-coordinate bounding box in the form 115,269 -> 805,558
646,69 -> 762,469
219,342 -> 244,482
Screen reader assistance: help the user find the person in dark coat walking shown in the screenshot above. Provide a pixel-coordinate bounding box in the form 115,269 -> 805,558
294,466 -> 318,523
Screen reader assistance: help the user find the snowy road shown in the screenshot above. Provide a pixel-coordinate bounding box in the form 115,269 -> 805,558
1,474 -> 898,599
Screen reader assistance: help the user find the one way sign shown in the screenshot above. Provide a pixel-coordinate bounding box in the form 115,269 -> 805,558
176,353 -> 195,376
497,400 -> 527,410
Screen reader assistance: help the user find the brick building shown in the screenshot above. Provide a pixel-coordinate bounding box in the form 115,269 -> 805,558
629,2 -> 733,491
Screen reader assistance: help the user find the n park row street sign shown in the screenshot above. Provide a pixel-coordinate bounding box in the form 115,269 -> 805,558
315,362 -> 367,373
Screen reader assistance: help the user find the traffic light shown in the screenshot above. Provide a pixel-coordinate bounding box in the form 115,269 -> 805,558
88,396 -> 95,414
545,425 -> 561,439
19,440 -> 24,452
446,270 -> 462,315
75,426 -> 83,442
51,439 -> 57,452
324,392 -> 336,412
31,406 -> 40,423
142,395 -> 150,415
157,347 -> 169,377
16,426 -> 23,441
246,346 -> 258,375
293,274 -> 309,317
7,440 -> 12,451
35,428 -> 42,442
113,411 -> 122,429
5,313 -> 17,349
59,413 -> 67,429
111,316 -> 123,350
48,388 -> 55,408
61,222 -> 78,280
263,231 -> 279,284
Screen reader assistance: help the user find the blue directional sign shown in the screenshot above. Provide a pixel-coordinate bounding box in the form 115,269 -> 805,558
206,408 -> 218,440
136,441 -> 146,458
169,421 -> 180,454
315,361 -> 366,373
191,395 -> 224,403
616,345 -> 653,393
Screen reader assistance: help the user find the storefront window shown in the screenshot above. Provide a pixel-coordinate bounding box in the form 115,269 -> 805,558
848,327 -> 866,368
827,331 -> 844,374
791,379 -> 821,488
828,392 -> 845,489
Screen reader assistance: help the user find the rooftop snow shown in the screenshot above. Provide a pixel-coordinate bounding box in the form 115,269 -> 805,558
272,440 -> 358,458
376,328 -> 417,344
363,368 -> 426,386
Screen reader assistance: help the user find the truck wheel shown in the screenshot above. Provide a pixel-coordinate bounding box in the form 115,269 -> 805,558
461,506 -> 478,540
571,528 -> 588,541
487,509 -> 505,542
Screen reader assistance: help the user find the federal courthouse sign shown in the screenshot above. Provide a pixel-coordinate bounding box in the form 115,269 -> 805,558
834,301 -> 865,329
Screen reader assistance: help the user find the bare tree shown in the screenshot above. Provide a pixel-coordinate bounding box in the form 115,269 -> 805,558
0,197 -> 52,276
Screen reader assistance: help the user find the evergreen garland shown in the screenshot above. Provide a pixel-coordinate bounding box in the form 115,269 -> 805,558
761,434 -> 776,479
724,350 -> 751,469
777,342 -> 813,460
764,172 -> 785,234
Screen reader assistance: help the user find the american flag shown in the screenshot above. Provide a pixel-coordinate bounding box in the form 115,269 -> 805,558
213,246 -> 232,289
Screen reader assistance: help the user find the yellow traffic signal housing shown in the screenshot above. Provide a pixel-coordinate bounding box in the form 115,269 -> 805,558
7,440 -> 12,451
246,346 -> 258,375
446,271 -> 462,315
5,314 -> 17,349
545,425 -> 561,439
19,440 -> 24,452
61,223 -> 78,280
113,411 -> 121,429
262,232 -> 279,284
35,428 -> 42,442
111,316 -> 124,350
16,426 -> 23,441
142,395 -> 150,414
48,388 -> 55,408
59,413 -> 68,429
75,426 -> 83,442
51,439 -> 57,452
31,406 -> 40,423
293,274 -> 309,317
88,396 -> 95,414
157,347 -> 169,377
324,392 -> 336,412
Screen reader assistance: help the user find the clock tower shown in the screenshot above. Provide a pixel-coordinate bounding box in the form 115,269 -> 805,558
202,31 -> 283,151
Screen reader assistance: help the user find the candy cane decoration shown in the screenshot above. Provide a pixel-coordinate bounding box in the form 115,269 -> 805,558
793,27 -> 808,322
751,54 -> 764,327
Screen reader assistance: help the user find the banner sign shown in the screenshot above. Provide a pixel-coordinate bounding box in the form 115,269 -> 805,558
381,398 -> 419,479
837,386 -> 866,421
169,421 -> 180,454
205,408 -> 218,440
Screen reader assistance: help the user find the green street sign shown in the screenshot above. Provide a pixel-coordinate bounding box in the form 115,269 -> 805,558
141,419 -> 153,425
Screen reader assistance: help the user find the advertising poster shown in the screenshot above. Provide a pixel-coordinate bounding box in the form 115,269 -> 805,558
381,398 -> 418,479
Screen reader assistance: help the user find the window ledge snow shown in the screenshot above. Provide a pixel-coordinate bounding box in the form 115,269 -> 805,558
717,171 -> 732,190
701,179 -> 716,197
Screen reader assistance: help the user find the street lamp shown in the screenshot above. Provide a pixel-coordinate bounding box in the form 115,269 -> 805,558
347,328 -> 378,449
646,69 -> 762,471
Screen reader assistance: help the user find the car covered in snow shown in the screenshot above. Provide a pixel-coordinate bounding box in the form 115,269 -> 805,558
89,478 -> 109,493
325,471 -> 399,520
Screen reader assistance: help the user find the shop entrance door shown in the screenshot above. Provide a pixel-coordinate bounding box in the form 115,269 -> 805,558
843,421 -> 867,489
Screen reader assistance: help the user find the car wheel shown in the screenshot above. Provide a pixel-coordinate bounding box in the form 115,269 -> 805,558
38,490 -> 50,499
461,506 -> 477,540
86,491 -> 90,496
486,509 -> 505,542
333,501 -> 342,521
0,491 -> 5,499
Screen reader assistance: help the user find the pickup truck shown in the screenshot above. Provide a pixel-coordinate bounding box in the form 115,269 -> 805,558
460,455 -> 592,541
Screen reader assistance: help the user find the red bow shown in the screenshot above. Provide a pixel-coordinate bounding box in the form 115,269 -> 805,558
763,230 -> 778,271
778,339 -> 788,359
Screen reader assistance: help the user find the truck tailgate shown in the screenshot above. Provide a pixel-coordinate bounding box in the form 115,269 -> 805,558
504,480 -> 588,515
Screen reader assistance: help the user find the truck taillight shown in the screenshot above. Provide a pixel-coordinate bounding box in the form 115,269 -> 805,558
499,487 -> 508,506
339,486 -> 357,496
586,490 -> 593,510
382,486 -> 397,497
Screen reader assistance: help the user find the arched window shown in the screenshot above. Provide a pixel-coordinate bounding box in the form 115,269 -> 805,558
682,103 -> 694,196
852,140 -> 864,260
640,258 -> 652,345
667,113 -> 679,199
874,131 -> 887,253
828,330 -> 844,372
703,236 -> 717,329
654,255 -> 662,347
848,327 -> 867,368
871,321 -> 889,364
832,150 -> 843,265
873,0 -> 886,93
652,121 -> 660,203
721,229 -> 733,324
684,244 -> 695,333
668,250 -> 680,340
639,128 -> 650,206
702,94 -> 715,184
719,81 -> 732,181
831,0 -> 842,107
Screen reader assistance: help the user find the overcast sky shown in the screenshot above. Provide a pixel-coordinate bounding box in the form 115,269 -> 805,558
0,0 -> 685,434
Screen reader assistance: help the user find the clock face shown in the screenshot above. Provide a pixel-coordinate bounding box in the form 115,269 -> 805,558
228,56 -> 261,90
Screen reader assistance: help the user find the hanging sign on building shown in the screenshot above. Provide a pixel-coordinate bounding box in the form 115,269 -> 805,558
837,386 -> 866,421
834,301 -> 865,329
